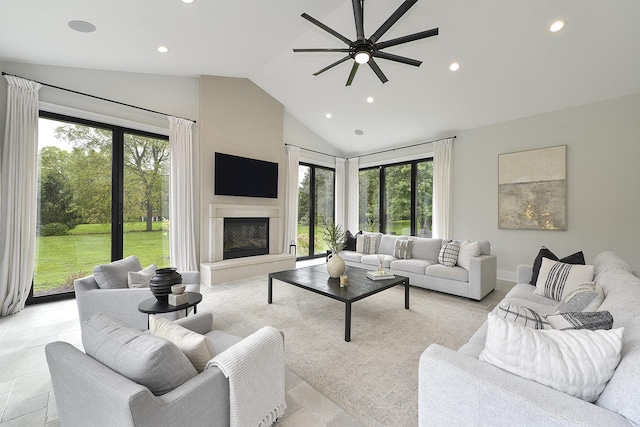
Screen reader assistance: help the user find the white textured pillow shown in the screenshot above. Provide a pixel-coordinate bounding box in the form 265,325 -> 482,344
149,315 -> 216,373
553,282 -> 604,314
457,240 -> 480,270
479,314 -> 623,402
535,258 -> 595,301
127,263 -> 157,288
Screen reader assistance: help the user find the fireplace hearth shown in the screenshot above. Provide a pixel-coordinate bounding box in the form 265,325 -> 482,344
223,217 -> 269,260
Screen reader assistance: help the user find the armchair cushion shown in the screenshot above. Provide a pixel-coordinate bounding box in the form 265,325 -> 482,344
149,314 -> 216,373
93,255 -> 143,289
128,263 -> 157,288
82,314 -> 197,395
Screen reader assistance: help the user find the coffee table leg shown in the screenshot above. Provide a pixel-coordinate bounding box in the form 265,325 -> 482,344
405,280 -> 410,309
345,302 -> 351,342
268,276 -> 273,304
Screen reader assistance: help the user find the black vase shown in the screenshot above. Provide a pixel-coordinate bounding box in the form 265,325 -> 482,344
149,268 -> 182,302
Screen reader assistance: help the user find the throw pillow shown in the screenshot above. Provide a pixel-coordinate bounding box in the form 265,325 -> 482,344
545,311 -> 614,331
149,315 -> 216,373
393,239 -> 413,259
356,234 -> 378,254
457,240 -> 480,270
495,302 -> 550,329
82,314 -> 197,395
344,230 -> 360,251
127,263 -> 157,288
479,314 -> 623,402
438,241 -> 460,267
553,282 -> 604,314
534,258 -> 595,301
530,246 -> 585,286
93,255 -> 143,289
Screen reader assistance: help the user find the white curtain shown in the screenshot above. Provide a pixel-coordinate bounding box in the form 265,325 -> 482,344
283,145 -> 299,255
432,138 -> 454,240
334,158 -> 346,230
0,76 -> 42,316
347,157 -> 360,233
168,116 -> 198,271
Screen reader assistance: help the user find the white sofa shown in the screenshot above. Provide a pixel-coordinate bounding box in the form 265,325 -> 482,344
419,251 -> 640,426
340,233 -> 497,301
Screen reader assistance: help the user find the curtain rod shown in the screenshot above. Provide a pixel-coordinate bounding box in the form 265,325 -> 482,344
357,136 -> 456,159
285,143 -> 346,160
1,71 -> 196,124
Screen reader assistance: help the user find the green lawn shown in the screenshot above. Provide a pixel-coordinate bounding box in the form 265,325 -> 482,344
34,223 -> 169,295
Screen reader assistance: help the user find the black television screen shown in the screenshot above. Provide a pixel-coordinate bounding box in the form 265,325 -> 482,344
215,152 -> 278,198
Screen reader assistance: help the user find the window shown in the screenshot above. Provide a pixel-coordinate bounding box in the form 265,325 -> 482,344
32,111 -> 170,302
297,163 -> 335,258
358,159 -> 433,236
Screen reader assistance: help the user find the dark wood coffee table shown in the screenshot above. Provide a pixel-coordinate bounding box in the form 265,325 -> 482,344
268,264 -> 409,342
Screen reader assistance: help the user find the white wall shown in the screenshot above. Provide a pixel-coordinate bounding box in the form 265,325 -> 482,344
452,92 -> 640,278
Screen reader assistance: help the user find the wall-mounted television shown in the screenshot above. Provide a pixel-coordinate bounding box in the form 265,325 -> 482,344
214,152 -> 278,198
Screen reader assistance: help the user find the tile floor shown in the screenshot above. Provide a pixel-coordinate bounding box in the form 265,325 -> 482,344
0,261 -> 364,427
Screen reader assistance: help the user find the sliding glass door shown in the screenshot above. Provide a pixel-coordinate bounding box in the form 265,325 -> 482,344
32,112 -> 170,301
297,163 -> 335,259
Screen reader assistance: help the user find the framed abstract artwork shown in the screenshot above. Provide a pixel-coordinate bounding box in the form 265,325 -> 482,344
498,145 -> 566,230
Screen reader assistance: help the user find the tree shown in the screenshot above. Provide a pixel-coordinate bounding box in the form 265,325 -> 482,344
38,146 -> 78,228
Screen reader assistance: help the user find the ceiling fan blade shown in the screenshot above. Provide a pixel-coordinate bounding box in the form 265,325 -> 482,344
368,58 -> 389,84
352,0 -> 365,41
313,55 -> 352,76
374,51 -> 422,67
294,48 -> 351,53
301,13 -> 353,46
346,62 -> 359,86
369,0 -> 418,44
375,28 -> 439,50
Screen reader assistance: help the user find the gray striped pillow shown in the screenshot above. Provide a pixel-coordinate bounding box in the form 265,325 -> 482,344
394,239 -> 413,259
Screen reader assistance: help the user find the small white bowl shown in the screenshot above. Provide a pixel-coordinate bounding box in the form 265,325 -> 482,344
171,284 -> 186,294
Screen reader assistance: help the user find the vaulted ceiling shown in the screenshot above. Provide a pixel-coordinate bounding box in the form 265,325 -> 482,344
2,0 -> 639,156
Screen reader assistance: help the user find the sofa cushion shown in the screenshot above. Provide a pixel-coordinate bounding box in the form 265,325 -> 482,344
594,251 -> 633,281
93,255 -> 144,289
457,240 -> 480,271
495,302 -> 550,329
438,241 -> 460,267
390,259 -> 432,275
545,311 -> 614,331
149,314 -> 216,373
597,269 -> 640,328
82,314 -> 197,395
478,240 -> 491,256
393,239 -> 412,259
378,235 -> 406,256
409,237 -> 442,262
479,314 -> 623,402
534,258 -> 595,301
530,246 -> 585,286
128,263 -> 157,288
596,317 -> 640,424
425,264 -> 469,282
339,250 -> 364,263
361,254 -> 396,268
553,282 -> 604,314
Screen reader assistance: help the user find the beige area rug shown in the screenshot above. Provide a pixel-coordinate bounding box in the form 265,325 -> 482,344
201,275 -> 505,427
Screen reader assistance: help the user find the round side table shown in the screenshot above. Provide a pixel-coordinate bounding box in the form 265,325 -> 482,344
138,292 -> 202,329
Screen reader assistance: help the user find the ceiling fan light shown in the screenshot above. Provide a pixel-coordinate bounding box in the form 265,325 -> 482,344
550,20 -> 565,32
355,51 -> 370,64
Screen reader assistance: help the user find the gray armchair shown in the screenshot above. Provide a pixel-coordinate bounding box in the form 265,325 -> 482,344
46,313 -> 279,427
74,256 -> 200,330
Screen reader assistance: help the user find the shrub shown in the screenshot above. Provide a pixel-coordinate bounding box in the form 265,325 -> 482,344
40,223 -> 70,236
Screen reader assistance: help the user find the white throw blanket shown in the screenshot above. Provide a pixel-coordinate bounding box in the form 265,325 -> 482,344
209,326 -> 286,427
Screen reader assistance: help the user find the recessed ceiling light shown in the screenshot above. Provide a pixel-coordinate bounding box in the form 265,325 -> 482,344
449,62 -> 460,71
325,113 -> 332,119
68,20 -> 96,33
354,129 -> 364,135
182,0 -> 194,3
157,46 -> 169,53
366,96 -> 374,103
550,20 -> 565,32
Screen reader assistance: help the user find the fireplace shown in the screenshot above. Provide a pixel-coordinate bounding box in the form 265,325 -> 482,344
223,217 -> 269,260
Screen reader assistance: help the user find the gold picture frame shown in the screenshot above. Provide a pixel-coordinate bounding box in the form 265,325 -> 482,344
498,145 -> 566,230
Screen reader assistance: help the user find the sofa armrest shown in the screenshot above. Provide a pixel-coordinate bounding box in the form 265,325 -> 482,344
467,254 -> 497,300
46,341 -> 231,427
179,271 -> 200,285
173,312 -> 214,335
517,264 -> 534,284
419,344 -> 630,427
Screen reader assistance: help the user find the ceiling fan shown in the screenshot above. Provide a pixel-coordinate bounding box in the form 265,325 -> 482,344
294,0 -> 439,86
